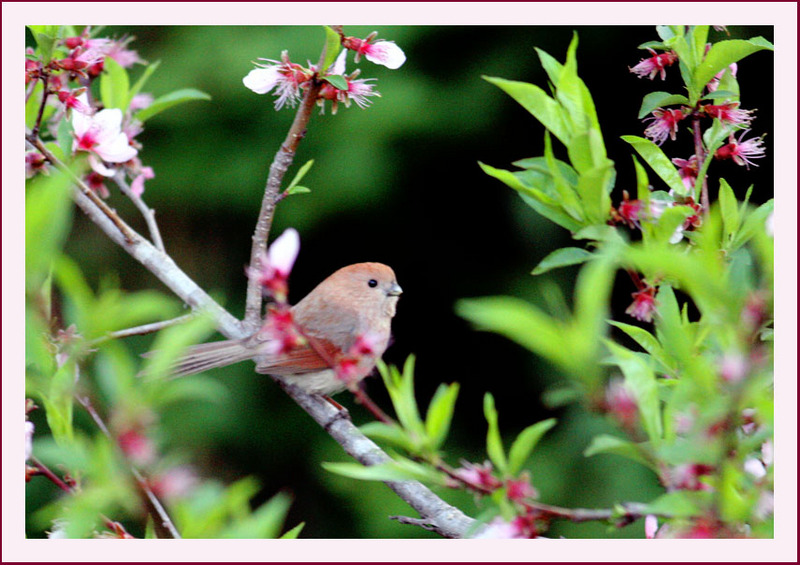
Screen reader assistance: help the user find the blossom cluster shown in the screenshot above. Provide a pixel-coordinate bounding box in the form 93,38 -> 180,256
243,31 -> 405,114
25,27 -> 155,199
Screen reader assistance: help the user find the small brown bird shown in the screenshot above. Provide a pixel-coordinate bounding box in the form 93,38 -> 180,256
169,262 -> 402,396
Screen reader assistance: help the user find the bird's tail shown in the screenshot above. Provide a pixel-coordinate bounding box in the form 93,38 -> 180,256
158,339 -> 255,378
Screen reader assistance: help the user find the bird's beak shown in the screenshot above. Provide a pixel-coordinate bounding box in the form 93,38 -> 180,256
388,283 -> 403,297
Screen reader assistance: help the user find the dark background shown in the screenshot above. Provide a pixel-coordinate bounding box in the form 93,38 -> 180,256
30,25 -> 774,538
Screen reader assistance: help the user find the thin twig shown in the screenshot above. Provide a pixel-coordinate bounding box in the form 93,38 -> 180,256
29,455 -> 73,493
691,112 -> 710,213
28,455 -> 136,537
31,73 -> 50,137
25,134 -> 137,244
90,314 -> 195,346
75,394 -> 182,539
114,173 -> 166,252
389,515 -> 438,532
243,48 -> 330,331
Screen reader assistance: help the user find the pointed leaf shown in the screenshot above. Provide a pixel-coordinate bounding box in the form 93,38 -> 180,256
693,38 -> 774,97
483,393 -> 508,474
638,91 -> 690,119
584,434 -> 657,471
621,136 -> 686,195
508,418 -> 556,475
134,88 -> 211,122
100,56 -> 131,111
532,247 -> 593,275
424,383 -> 460,452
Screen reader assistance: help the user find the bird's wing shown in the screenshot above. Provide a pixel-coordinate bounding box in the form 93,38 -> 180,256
254,334 -> 340,376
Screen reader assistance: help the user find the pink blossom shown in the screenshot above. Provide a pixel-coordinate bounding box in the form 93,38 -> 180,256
629,49 -> 677,80
604,378 -> 639,430
247,227 -> 300,303
451,460 -> 502,491
644,108 -> 687,145
707,62 -> 737,92
506,473 -> 538,502
645,515 -> 659,539
719,351 -> 748,383
626,286 -> 657,323
714,129 -> 766,169
57,88 -> 93,116
117,428 -> 156,467
702,101 -> 754,127
473,517 -> 526,539
105,37 -> 144,68
258,306 -> 305,356
86,171 -> 110,198
151,466 -> 198,501
615,191 -> 644,229
671,463 -> 715,491
72,96 -> 138,176
243,51 -> 313,110
129,93 -> 154,112
130,166 -> 155,197
25,421 -> 34,461
672,155 -> 699,192
342,32 -> 406,69
25,151 -> 48,178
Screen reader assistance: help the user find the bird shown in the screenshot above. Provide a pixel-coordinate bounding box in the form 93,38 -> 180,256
165,262 -> 402,396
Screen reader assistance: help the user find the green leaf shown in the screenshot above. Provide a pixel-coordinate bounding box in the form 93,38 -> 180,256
100,56 -> 131,111
28,25 -> 61,64
693,38 -> 774,99
532,247 -> 593,275
638,91 -> 690,119
621,136 -> 686,196
584,434 -> 657,472
457,296 -> 569,375
129,60 -> 161,102
219,492 -> 292,539
574,160 -> 614,225
479,161 -> 584,232
322,26 -> 343,73
641,490 -> 712,518
632,156 -> 651,203
359,421 -> 415,452
284,159 -> 314,195
483,393 -> 508,474
508,418 -> 556,476
25,169 -> 74,290
483,76 -> 570,146
280,522 -> 305,539
653,205 -> 693,245
134,88 -> 211,122
26,80 -> 45,130
730,199 -> 773,251
322,459 -> 446,485
718,178 -> 740,242
424,383 -> 460,452
321,74 -> 348,91
604,341 -> 663,444
543,132 -> 584,221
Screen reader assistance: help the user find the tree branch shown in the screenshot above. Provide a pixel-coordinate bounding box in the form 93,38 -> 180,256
243,49 -> 328,331
275,379 -> 481,539
76,394 -> 182,539
114,172 -> 166,252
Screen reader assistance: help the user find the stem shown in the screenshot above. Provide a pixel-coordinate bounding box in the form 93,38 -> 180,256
29,455 -> 73,493
90,314 -> 195,346
25,134 -> 136,244
76,394 -> 182,539
114,173 -> 166,252
32,74 -> 50,138
243,50 -> 328,331
691,112 -> 710,213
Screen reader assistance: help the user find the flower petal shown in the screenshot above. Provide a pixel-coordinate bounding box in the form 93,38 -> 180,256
243,67 -> 280,94
365,41 -> 406,69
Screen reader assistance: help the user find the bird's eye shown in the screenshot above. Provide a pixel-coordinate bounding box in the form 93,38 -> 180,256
368,279 -> 378,288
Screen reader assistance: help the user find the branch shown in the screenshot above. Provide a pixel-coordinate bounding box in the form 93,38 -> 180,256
114,172 -> 166,252
76,394 -> 182,539
243,50 -> 328,331
26,134 -> 136,244
90,314 -> 195,346
275,379 -> 481,539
